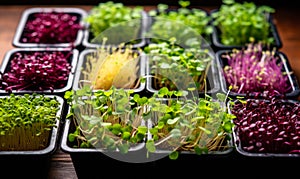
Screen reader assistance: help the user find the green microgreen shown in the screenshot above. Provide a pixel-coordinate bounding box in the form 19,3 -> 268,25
211,0 -> 275,46
144,39 -> 213,92
147,1 -> 213,47
85,1 -> 143,45
0,93 -> 60,150
146,87 -> 236,159
65,85 -> 149,154
65,85 -> 235,160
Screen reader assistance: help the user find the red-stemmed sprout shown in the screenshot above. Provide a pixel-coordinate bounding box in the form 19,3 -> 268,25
222,43 -> 291,95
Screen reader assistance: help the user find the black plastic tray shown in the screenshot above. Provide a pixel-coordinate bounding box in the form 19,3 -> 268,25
0,94 -> 65,178
0,48 -> 78,95
73,48 -> 146,93
61,109 -> 236,178
229,98 -> 300,157
12,7 -> 87,48
210,9 -> 283,51
145,8 -> 213,48
82,11 -> 148,49
216,50 -> 300,99
60,109 -> 150,178
145,52 -> 221,97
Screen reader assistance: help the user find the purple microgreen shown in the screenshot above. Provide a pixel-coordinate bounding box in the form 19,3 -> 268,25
231,94 -> 300,153
0,51 -> 72,92
21,11 -> 83,44
222,43 -> 291,95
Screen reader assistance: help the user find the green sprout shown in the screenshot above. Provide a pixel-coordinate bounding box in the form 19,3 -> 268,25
0,93 -> 60,151
211,0 -> 275,46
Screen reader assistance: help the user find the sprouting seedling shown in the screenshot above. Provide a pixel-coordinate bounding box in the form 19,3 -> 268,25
222,43 -> 291,95
212,0 -> 275,46
178,0 -> 190,8
65,85 -> 149,154
144,39 -> 213,92
148,1 -> 213,46
80,38 -> 141,91
0,93 -> 60,150
146,87 -> 236,160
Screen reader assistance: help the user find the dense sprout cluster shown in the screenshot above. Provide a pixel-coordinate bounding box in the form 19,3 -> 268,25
0,51 -> 72,92
231,93 -> 300,153
144,39 -> 212,91
222,43 -> 291,94
85,1 -> 142,39
0,94 -> 60,150
21,11 -> 82,44
148,1 -> 213,46
212,0 -> 275,46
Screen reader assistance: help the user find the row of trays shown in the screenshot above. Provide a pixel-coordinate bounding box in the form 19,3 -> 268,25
12,7 -> 282,51
1,47 -> 299,98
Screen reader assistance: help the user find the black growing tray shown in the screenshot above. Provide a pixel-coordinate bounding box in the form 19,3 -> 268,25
230,98 -> 300,158
210,9 -> 283,51
73,48 -> 146,93
12,7 -> 87,48
61,109 -> 235,178
216,50 -> 300,99
0,94 -> 65,179
0,48 -> 78,95
146,8 -> 213,48
82,11 -> 148,49
145,52 -> 221,97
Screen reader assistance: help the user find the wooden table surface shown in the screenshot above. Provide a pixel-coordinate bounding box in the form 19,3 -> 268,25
0,5 -> 300,179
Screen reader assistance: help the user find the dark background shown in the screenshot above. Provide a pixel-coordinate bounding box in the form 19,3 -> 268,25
0,0 -> 295,8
